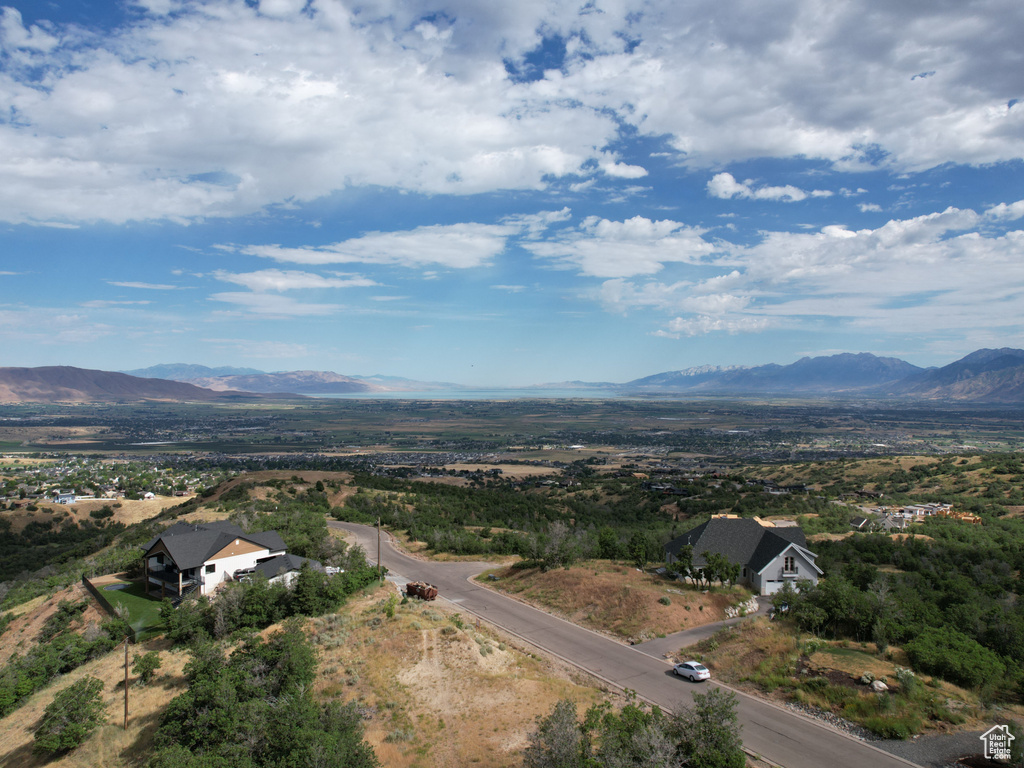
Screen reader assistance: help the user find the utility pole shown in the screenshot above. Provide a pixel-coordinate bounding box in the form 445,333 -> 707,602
377,517 -> 382,581
123,637 -> 129,730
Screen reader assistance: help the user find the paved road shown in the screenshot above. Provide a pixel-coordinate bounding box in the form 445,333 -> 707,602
333,522 -> 921,768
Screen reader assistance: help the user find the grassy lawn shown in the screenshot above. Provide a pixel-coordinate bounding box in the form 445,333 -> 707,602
99,581 -> 165,640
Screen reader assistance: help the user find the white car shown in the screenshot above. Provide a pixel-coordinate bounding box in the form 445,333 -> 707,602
673,661 -> 710,682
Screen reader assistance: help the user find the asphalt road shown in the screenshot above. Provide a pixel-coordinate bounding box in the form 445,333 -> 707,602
332,521 -> 921,768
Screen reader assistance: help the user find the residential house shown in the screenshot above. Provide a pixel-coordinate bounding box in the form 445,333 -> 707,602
878,513 -> 909,532
140,521 -> 317,599
664,515 -> 822,595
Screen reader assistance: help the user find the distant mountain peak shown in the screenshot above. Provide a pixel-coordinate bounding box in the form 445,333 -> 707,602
125,363 -> 264,380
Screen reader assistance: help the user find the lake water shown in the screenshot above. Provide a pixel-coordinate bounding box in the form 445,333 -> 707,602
314,389 -> 622,400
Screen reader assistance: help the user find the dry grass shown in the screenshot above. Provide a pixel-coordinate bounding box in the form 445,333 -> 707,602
443,463 -> 562,479
1,496 -> 181,534
309,583 -> 610,768
0,584 -> 107,668
687,618 -> 799,683
0,637 -> 187,768
483,561 -> 747,640
1,580 -> 614,768
693,619 -> 995,736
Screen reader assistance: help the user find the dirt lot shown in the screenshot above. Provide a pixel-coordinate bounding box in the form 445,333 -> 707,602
482,561 -> 749,641
314,583 -> 612,768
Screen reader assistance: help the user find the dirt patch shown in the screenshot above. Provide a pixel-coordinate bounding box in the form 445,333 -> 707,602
807,532 -> 855,542
0,584 -> 106,668
483,561 -> 746,641
311,584 -> 611,768
890,532 -> 934,542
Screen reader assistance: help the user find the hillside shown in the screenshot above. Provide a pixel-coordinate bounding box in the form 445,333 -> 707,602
627,353 -> 921,394
0,367 -> 257,404
0,582 -> 608,768
886,348 -> 1024,402
123,363 -> 264,379
186,370 -> 375,394
12,347 -> 1024,403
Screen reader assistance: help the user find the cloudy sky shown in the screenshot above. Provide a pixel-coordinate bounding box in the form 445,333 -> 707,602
1,0 -> 1022,385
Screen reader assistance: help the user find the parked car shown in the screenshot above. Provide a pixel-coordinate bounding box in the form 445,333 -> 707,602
673,661 -> 710,682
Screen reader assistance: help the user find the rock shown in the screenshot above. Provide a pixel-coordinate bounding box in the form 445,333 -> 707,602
871,680 -> 888,693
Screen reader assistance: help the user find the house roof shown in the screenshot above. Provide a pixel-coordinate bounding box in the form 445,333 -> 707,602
252,553 -> 323,580
141,521 -> 286,570
665,517 -> 814,572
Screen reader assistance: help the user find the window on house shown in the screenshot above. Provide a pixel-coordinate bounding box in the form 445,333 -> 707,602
205,564 -> 215,574
155,553 -> 164,565
784,556 -> 796,572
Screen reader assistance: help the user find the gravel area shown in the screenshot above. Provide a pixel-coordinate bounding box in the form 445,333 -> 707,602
784,701 -> 879,742
874,730 -> 989,768
784,701 -> 991,768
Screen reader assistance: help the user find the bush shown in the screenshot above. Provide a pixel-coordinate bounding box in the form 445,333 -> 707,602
34,676 -> 107,756
802,676 -> 830,692
658,596 -> 672,606
905,626 -> 1006,689
862,714 -> 921,740
132,651 -> 162,685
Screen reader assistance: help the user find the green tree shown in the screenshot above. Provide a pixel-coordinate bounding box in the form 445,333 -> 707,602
598,526 -> 621,561
523,699 -> 585,768
671,544 -> 693,582
34,676 -> 107,756
132,651 -> 162,685
905,626 -> 1006,689
628,531 -> 657,572
674,687 -> 745,768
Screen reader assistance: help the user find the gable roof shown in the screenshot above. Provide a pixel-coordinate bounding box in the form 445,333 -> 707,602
142,521 -> 286,570
665,517 -> 815,572
252,553 -> 322,580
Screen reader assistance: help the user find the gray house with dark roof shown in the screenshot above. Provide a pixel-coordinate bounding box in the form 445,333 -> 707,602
664,516 -> 822,595
141,521 -> 315,598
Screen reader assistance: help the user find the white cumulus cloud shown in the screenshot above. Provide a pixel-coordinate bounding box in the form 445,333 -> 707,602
707,173 -> 831,202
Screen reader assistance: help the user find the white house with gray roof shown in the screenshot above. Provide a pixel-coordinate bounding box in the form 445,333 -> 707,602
141,521 -> 320,599
664,516 -> 822,595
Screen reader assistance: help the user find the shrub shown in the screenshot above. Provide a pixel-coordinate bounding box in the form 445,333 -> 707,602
802,676 -> 830,692
904,627 -> 1006,689
658,596 -> 672,606
862,714 -> 921,740
132,651 -> 162,685
34,676 -> 107,756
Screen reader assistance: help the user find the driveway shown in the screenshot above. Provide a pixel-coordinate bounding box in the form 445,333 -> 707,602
633,596 -> 772,660
332,521 -> 922,768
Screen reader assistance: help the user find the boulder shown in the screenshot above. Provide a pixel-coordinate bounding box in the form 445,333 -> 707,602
871,680 -> 889,693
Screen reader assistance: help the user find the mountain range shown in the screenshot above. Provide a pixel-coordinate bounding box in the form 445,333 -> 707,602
2,349 -> 1024,403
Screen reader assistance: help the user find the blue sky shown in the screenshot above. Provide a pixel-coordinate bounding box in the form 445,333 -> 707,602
1,0 -> 1022,386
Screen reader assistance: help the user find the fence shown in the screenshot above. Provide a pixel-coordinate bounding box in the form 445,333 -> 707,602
81,573 -> 138,643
